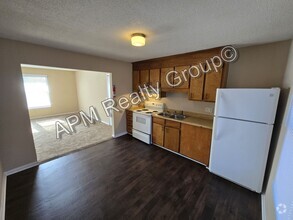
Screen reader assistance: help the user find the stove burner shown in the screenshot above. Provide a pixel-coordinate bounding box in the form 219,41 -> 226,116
152,111 -> 158,113
146,111 -> 152,114
136,110 -> 142,112
142,108 -> 148,111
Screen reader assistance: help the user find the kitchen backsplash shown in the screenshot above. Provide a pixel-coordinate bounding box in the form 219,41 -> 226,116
149,93 -> 215,115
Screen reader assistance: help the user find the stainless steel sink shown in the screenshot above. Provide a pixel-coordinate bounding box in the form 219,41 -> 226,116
169,114 -> 187,120
158,112 -> 172,117
157,112 -> 187,120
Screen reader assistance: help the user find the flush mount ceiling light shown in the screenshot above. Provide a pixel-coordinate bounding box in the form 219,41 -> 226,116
131,33 -> 146,47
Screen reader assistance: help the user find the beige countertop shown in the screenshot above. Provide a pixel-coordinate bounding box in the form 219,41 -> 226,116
153,113 -> 213,129
127,107 -> 213,129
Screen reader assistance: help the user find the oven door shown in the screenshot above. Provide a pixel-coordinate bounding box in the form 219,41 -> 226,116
133,112 -> 151,134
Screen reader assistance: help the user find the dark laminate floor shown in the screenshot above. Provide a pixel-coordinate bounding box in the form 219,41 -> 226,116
6,135 -> 261,220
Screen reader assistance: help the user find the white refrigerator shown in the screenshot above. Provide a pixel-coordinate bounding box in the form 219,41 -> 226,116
209,88 -> 280,193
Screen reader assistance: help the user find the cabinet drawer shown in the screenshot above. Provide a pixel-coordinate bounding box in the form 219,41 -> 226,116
126,110 -> 133,116
165,120 -> 180,129
127,120 -> 132,126
153,117 -> 165,125
127,125 -> 132,134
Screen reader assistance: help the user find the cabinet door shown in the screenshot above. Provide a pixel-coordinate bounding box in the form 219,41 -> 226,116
164,127 -> 180,152
126,110 -> 133,134
189,64 -> 204,101
161,67 -> 174,89
203,66 -> 223,102
174,66 -> 190,89
140,70 -> 150,86
180,124 -> 212,165
152,123 -> 164,146
133,71 -> 140,91
149,69 -> 160,87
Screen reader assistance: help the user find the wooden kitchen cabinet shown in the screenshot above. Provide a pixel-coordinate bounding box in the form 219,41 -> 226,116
203,65 -> 224,102
180,124 -> 212,165
189,64 -> 205,101
160,67 -> 174,89
140,70 -> 150,86
149,69 -> 160,87
152,122 -> 165,146
164,127 -> 180,152
133,47 -> 228,99
174,66 -> 190,89
164,120 -> 180,152
126,109 -> 133,134
133,70 -> 140,91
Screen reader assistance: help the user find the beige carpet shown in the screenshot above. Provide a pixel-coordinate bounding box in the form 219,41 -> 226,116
31,115 -> 113,162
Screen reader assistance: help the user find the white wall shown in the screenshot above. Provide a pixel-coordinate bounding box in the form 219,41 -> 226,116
263,40 -> 293,220
228,41 -> 290,88
160,93 -> 215,115
0,37 -> 132,172
75,70 -> 110,125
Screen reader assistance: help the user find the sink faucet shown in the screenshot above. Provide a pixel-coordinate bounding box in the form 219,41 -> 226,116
175,110 -> 183,115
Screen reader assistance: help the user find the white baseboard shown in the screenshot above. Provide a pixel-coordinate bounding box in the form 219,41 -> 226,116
5,162 -> 39,176
0,173 -> 6,220
101,120 -> 110,125
261,194 -> 266,220
113,131 -> 128,138
30,111 -> 78,120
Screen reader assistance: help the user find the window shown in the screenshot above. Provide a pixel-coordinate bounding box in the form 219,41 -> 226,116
23,75 -> 51,109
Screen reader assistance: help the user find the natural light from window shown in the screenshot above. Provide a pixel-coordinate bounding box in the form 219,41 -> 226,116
23,75 -> 51,109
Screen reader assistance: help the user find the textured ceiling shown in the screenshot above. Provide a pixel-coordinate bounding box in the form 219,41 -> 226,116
0,0 -> 292,62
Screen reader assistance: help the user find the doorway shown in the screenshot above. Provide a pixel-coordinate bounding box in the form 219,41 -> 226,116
21,64 -> 114,162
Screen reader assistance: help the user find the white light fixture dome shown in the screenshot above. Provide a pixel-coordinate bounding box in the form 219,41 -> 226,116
131,33 -> 146,47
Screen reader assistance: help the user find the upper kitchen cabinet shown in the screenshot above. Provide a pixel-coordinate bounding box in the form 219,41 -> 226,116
140,70 -> 150,86
149,69 -> 160,87
203,62 -> 228,102
161,67 -> 174,90
133,70 -> 140,91
132,47 -> 229,100
174,66 -> 190,89
189,64 -> 205,101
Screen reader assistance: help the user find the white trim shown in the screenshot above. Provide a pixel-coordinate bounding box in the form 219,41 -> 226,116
29,111 -> 78,120
0,173 -> 6,220
101,120 -> 110,126
113,131 -> 128,138
5,162 -> 39,176
261,194 -> 267,220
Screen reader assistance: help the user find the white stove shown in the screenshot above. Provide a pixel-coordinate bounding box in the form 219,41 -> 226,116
132,101 -> 164,144
133,102 -> 164,115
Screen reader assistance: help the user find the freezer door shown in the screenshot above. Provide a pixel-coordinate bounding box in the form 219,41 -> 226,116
209,117 -> 273,193
215,88 -> 280,124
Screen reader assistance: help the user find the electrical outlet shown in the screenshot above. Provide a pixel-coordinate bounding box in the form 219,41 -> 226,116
205,107 -> 214,113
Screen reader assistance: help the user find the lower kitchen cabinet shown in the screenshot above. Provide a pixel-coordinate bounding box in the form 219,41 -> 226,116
151,116 -> 212,166
152,122 -> 164,146
164,126 -> 180,152
126,110 -> 133,134
180,123 -> 212,166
